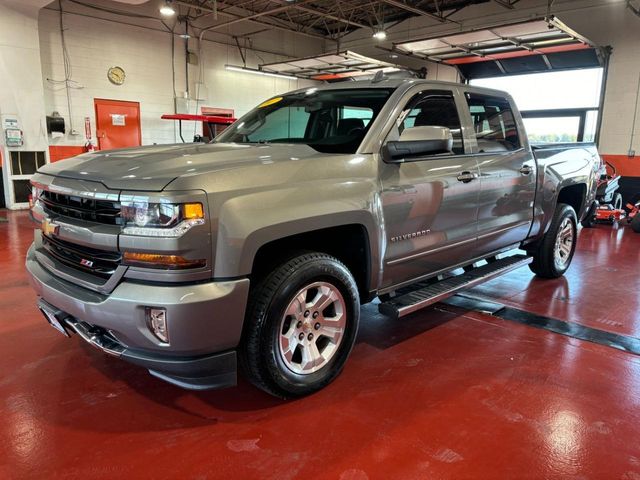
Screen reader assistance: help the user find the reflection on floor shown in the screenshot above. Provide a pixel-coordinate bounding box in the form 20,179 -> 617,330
1,210 -> 640,479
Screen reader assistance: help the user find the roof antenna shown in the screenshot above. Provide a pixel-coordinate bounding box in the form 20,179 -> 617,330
372,70 -> 385,83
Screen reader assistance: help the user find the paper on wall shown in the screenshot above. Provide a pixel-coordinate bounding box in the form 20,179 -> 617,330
111,114 -> 126,126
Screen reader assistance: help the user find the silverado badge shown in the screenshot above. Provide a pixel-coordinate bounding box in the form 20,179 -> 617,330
41,218 -> 60,236
391,229 -> 430,243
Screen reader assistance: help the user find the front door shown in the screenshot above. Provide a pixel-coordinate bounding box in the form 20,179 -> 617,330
463,92 -> 536,254
94,99 -> 141,150
380,89 -> 480,289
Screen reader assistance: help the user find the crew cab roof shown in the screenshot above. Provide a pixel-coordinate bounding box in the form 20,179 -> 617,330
287,78 -> 514,101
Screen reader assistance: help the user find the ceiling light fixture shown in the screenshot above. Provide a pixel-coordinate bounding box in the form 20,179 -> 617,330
224,64 -> 297,81
160,0 -> 176,16
373,30 -> 387,40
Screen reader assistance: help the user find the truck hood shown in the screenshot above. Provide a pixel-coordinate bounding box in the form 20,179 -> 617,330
39,143 -> 325,191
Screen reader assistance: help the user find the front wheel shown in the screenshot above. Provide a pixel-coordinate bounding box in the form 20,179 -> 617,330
240,252 -> 360,398
529,203 -> 578,278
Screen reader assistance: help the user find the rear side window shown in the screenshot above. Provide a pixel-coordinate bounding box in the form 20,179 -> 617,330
465,93 -> 521,152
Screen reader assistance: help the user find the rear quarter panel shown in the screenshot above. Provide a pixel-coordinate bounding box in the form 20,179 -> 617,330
529,144 -> 600,239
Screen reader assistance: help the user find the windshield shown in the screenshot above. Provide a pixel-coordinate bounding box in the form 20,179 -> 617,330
215,88 -> 394,154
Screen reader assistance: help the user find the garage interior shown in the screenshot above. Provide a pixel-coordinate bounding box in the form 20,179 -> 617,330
1,0 -> 640,478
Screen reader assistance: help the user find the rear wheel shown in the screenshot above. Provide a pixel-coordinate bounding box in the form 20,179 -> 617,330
613,193 -> 623,210
581,202 -> 596,228
631,214 -> 640,233
240,252 -> 360,398
529,203 -> 577,278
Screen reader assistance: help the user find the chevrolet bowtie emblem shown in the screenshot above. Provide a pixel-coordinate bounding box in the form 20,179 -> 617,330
41,218 -> 60,236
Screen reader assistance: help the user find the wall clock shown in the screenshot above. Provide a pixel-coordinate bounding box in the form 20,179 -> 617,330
107,66 -> 126,85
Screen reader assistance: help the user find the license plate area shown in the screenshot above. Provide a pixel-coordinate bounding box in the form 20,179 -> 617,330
38,301 -> 70,338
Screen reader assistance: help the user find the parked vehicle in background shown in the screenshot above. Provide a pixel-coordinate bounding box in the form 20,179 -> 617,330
27,79 -> 600,398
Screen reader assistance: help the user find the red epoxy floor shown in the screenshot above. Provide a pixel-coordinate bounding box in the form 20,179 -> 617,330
468,223 -> 640,337
2,210 -> 640,479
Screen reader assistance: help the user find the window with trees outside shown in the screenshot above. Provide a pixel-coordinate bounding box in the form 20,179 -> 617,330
471,68 -> 603,144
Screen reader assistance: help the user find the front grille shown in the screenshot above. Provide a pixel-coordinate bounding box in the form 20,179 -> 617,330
40,191 -> 121,225
42,234 -> 122,278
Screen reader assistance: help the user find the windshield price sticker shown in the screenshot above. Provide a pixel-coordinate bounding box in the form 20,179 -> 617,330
258,97 -> 283,108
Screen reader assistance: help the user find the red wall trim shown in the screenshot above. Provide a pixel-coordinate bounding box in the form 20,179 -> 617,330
602,154 -> 640,178
444,44 -> 591,65
49,146 -> 86,162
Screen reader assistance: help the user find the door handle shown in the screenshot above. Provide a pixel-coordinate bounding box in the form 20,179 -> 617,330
519,165 -> 533,175
457,171 -> 478,183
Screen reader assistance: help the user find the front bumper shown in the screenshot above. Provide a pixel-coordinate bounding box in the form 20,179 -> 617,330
27,244 -> 250,390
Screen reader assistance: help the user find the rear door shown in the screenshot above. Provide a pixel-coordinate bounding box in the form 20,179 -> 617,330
379,88 -> 480,289
94,99 -> 142,150
462,92 -> 536,254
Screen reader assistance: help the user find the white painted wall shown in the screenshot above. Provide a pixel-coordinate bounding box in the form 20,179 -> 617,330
187,39 -> 317,121
0,1 -> 50,208
39,8 -> 186,146
38,8 -> 320,147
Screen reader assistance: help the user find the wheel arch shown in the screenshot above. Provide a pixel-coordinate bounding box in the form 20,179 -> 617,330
214,201 -> 381,299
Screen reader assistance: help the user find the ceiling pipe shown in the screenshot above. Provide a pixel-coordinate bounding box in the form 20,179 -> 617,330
173,0 -> 332,42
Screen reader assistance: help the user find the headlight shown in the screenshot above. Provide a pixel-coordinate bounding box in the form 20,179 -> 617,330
30,185 -> 43,209
121,201 -> 205,237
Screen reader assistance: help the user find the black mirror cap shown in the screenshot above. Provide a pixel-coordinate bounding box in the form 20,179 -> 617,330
382,139 -> 452,163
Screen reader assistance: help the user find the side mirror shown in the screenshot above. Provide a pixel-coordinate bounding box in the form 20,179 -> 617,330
382,126 -> 453,163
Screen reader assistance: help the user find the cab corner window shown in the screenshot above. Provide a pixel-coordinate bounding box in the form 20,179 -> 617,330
465,93 -> 521,152
397,93 -> 465,156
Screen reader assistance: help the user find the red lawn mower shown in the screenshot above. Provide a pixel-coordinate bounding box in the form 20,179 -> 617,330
581,161 -> 640,232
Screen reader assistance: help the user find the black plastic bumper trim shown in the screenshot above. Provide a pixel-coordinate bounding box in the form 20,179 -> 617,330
37,298 -> 237,390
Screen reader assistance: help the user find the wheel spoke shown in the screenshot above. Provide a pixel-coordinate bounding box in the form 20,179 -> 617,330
317,325 -> 343,342
324,310 -> 345,328
301,341 -> 323,371
312,286 -> 338,313
286,292 -> 307,318
280,335 -> 298,362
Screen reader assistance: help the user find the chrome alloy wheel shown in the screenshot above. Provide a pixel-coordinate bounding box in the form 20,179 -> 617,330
554,217 -> 575,269
278,282 -> 347,375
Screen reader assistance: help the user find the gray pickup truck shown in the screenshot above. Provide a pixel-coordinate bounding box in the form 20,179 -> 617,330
27,79 -> 599,398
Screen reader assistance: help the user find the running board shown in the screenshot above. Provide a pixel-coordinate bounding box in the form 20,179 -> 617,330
378,254 -> 532,319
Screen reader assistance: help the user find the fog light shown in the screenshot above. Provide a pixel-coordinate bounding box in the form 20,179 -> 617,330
146,308 -> 169,343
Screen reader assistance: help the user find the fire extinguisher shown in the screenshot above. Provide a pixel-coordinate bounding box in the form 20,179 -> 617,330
85,140 -> 95,152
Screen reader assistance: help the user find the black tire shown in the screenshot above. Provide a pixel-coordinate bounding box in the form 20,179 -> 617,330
528,203 -> 578,279
240,252 -> 360,398
581,202 -> 596,228
613,193 -> 623,211
631,214 -> 640,233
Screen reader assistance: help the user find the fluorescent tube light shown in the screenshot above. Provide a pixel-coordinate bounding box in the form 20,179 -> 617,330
224,64 -> 297,81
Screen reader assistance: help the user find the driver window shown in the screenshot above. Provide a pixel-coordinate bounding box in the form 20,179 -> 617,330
395,93 -> 465,155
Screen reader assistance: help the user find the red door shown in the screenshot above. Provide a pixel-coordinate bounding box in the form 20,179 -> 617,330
94,99 -> 142,150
